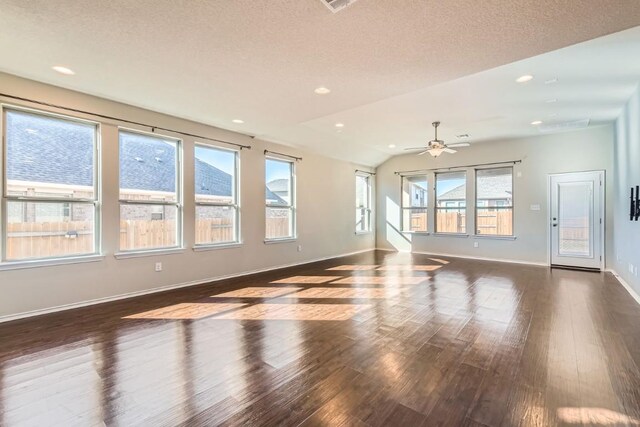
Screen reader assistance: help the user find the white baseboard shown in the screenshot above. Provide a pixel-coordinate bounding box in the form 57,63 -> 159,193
0,248 -> 375,324
375,247 -> 548,267
608,269 -> 640,306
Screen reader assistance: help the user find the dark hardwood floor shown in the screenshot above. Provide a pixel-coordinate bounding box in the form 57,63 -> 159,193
1,250 -> 640,426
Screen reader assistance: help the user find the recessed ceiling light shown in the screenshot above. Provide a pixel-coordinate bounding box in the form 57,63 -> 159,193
531,120 -> 543,125
314,87 -> 331,95
232,119 -> 244,124
335,123 -> 344,128
388,144 -> 396,148
516,75 -> 533,83
52,66 -> 75,75
546,98 -> 558,103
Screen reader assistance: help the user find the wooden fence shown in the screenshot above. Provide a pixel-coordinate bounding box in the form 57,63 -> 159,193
6,221 -> 94,260
407,210 -> 514,235
6,218 -> 291,258
476,210 -> 513,235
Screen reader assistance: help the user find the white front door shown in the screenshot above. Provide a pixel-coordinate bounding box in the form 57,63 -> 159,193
549,171 -> 604,270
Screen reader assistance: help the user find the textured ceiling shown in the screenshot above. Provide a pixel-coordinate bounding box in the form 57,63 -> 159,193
0,1 -> 640,166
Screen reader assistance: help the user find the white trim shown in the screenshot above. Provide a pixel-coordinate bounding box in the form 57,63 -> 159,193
608,269 -> 640,306
433,233 -> 469,238
0,248 -> 375,323
375,247 -> 547,267
0,254 -> 104,271
264,237 -> 297,244
114,248 -> 185,259
192,242 -> 243,252
355,231 -> 373,235
473,234 -> 517,240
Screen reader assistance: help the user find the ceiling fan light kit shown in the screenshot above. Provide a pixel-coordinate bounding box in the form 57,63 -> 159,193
405,121 -> 470,157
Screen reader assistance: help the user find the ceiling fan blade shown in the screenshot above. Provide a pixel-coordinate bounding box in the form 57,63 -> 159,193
447,143 -> 470,148
443,148 -> 457,154
404,147 -> 427,151
417,150 -> 430,156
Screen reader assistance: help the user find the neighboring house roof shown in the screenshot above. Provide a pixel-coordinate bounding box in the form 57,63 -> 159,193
266,178 -> 289,193
6,111 -> 278,199
439,174 -> 512,201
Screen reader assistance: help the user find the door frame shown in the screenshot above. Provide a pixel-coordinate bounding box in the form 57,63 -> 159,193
547,170 -> 605,270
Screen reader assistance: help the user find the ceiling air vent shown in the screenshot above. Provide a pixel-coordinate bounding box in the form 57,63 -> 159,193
320,0 -> 358,13
538,119 -> 590,134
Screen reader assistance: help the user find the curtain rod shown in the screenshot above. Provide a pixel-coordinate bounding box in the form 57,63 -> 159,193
264,149 -> 302,161
395,159 -> 521,176
0,92 -> 252,150
355,169 -> 376,176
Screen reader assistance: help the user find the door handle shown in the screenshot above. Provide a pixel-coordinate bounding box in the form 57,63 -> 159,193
552,224 -> 558,227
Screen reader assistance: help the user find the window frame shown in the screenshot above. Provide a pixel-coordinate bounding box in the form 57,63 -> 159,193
194,143 -> 240,247
475,166 -> 514,237
435,170 -> 467,234
1,105 -> 102,262
117,128 -> 183,253
264,156 -> 296,242
401,174 -> 429,233
355,173 -> 372,234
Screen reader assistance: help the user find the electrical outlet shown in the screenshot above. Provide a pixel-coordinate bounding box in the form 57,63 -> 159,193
155,262 -> 162,272
473,242 -> 479,248
297,245 -> 303,252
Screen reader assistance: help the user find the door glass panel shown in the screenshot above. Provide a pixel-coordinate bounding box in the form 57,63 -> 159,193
558,182 -> 592,257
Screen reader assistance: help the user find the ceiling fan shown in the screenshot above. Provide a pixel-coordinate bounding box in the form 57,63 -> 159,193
404,121 -> 470,157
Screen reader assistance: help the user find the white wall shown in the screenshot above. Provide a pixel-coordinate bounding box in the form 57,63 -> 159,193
613,84 -> 640,296
376,125 -> 615,265
0,72 -> 375,319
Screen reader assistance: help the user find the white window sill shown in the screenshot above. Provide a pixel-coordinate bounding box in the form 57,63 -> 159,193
114,248 -> 185,259
193,242 -> 243,252
355,230 -> 373,235
433,233 -> 469,238
264,238 -> 297,245
402,231 -> 430,235
473,234 -> 517,240
0,254 -> 105,271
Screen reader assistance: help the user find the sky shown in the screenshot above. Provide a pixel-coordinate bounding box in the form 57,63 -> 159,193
265,158 -> 292,183
194,146 -> 235,175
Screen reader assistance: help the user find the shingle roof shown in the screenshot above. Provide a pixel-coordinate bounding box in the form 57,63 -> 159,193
7,110 -> 286,202
439,173 -> 512,201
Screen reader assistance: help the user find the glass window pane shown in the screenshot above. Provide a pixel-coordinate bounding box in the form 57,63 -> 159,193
402,176 -> 428,207
195,146 -> 235,204
119,131 -> 178,202
403,209 -> 427,232
6,110 -> 96,199
558,182 -> 592,256
120,204 -> 177,250
6,201 -> 95,260
436,171 -> 466,203
265,159 -> 292,206
477,208 -> 513,235
356,208 -> 370,232
476,168 -> 513,207
195,206 -> 237,245
266,207 -> 292,239
356,175 -> 369,208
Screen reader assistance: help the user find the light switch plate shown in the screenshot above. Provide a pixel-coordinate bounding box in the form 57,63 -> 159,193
530,204 -> 541,211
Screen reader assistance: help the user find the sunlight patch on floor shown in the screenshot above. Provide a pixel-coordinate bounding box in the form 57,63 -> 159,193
557,407 -> 640,425
376,265 -> 442,271
124,303 -> 246,320
326,265 -> 379,271
271,276 -> 343,284
211,287 -> 302,298
213,303 -> 372,321
287,287 -> 402,299
331,276 -> 428,285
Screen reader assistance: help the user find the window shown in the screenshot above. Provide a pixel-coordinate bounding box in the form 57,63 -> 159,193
3,108 -> 99,261
265,158 -> 295,240
401,175 -> 428,232
476,167 -> 513,236
435,171 -> 466,233
355,174 -> 372,232
194,145 -> 239,245
119,130 -> 181,251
